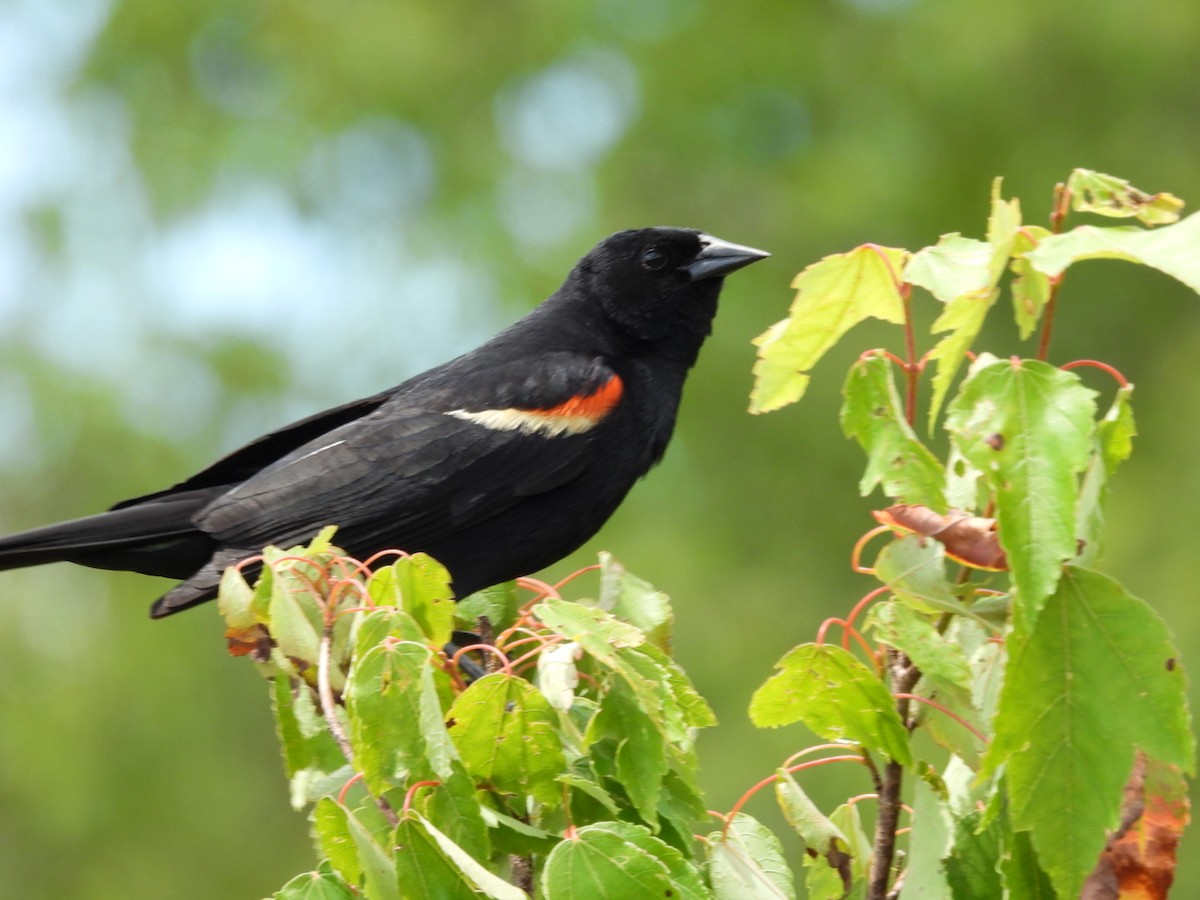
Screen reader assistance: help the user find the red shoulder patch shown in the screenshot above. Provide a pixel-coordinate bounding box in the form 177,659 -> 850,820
538,374 -> 624,420
446,374 -> 624,437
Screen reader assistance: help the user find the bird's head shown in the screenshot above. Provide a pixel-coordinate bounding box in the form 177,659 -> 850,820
573,227 -> 770,343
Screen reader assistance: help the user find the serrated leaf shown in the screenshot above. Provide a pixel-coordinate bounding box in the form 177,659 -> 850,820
1025,210 -> 1200,293
1010,225 -> 1053,340
905,234 -> 994,305
840,353 -> 946,508
394,812 -> 527,900
314,798 -> 400,900
419,769 -> 491,862
918,675 -> 986,768
869,601 -> 972,686
273,861 -> 359,900
533,599 -> 645,658
708,813 -> 797,899
1002,829 -> 1056,899
218,565 -> 256,629
945,359 -> 1097,623
542,821 -> 707,899
807,803 -> 870,900
313,798 -> 364,888
912,186 -> 1021,426
750,643 -> 912,765
596,552 -> 674,652
558,772 -> 622,818
924,288 -> 1000,431
446,673 -> 565,808
1066,169 -> 1184,225
775,770 -> 851,894
454,581 -> 520,634
944,810 -> 1002,900
368,554 -> 455,648
1076,385 -> 1136,567
1097,383 -> 1136,475
478,804 -> 560,857
587,675 -> 667,825
272,675 -> 348,808
750,245 -> 908,413
985,178 -> 1022,284
873,536 -> 989,625
345,640 -> 456,793
268,565 -> 325,675
982,567 -> 1194,899
533,600 -> 677,733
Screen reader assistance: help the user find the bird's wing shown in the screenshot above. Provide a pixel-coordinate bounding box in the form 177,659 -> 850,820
110,389 -> 395,510
193,354 -> 625,552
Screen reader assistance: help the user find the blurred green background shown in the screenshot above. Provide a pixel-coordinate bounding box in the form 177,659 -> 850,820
1,0 -> 1198,896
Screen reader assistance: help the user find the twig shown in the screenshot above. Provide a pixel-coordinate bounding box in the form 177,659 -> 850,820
1036,182 -> 1072,361
867,651 -> 923,900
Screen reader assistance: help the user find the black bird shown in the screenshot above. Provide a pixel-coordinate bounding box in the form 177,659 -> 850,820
0,228 -> 768,618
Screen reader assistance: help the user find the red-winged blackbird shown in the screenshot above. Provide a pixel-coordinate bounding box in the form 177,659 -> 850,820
0,228 -> 767,617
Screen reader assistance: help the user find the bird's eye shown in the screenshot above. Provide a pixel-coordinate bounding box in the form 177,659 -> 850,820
640,247 -> 667,270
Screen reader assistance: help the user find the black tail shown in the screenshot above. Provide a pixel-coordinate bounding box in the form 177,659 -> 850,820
0,492 -> 218,580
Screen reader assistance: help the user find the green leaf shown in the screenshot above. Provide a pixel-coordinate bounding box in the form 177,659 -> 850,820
533,599 -> 645,658
394,812 -> 527,900
944,810 -> 1001,900
1001,829 -> 1056,899
1009,226 -> 1053,340
445,673 -> 565,808
273,862 -> 359,900
840,353 -> 946,508
774,769 -> 851,894
345,639 -> 456,793
905,234 -> 994,304
534,600 -> 694,736
899,776 -> 951,900
267,562 -> 325,677
874,536 -> 988,625
1076,385 -> 1136,567
1025,210 -> 1200,294
982,566 -> 1194,898
272,675 -> 348,808
708,813 -> 797,899
419,770 -> 491,862
869,601 -> 972,687
368,554 -> 455,648
946,359 -> 1097,623
478,804 -> 560,857
750,643 -> 912,765
917,675 -> 986,768
912,182 -> 1022,427
596,552 -> 674,652
984,177 -> 1022,285
558,772 -> 622,819
543,821 -> 707,900
217,565 -> 256,629
314,797 -> 400,900
750,245 -> 908,413
588,675 -> 667,825
1065,168 -> 1184,225
806,803 -> 870,900
638,641 -> 718,731
454,581 -> 520,634
1097,383 -> 1136,475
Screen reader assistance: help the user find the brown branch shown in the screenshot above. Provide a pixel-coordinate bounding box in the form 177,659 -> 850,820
868,651 -> 924,900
